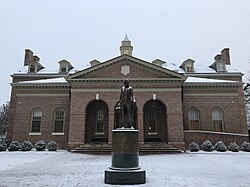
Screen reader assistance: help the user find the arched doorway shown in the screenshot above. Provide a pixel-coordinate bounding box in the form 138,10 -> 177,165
114,102 -> 138,129
143,100 -> 167,142
85,100 -> 108,143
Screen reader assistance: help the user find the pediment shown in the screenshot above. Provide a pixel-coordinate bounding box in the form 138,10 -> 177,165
68,55 -> 185,80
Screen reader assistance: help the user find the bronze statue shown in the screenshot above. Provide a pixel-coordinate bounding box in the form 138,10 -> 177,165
119,80 -> 134,128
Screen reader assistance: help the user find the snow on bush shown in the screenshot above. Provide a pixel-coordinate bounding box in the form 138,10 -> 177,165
47,141 -> 57,151
8,141 -> 21,151
4,139 -> 11,147
188,142 -> 200,152
240,142 -> 250,152
214,141 -> 227,152
0,141 -> 7,151
228,142 -> 239,152
35,140 -> 46,151
21,140 -> 33,151
201,140 -> 213,151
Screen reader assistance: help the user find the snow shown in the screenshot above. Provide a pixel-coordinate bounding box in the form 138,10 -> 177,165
185,77 -> 238,83
0,150 -> 250,187
17,77 -> 68,84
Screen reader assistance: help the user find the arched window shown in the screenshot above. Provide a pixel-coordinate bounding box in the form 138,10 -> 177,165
212,108 -> 224,132
31,108 -> 42,132
54,108 -> 65,133
96,109 -> 104,133
188,108 -> 200,130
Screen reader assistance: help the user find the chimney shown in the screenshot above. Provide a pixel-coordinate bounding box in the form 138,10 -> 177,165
24,49 -> 34,66
221,48 -> 230,65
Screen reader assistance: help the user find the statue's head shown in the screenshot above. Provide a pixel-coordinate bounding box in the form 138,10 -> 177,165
124,79 -> 129,88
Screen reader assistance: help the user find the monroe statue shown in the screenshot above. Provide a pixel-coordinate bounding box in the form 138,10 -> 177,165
119,80 -> 135,128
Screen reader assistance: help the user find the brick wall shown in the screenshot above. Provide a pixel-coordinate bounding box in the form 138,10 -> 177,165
11,88 -> 70,148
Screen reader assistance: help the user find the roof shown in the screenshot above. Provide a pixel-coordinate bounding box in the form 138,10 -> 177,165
13,55 -> 242,76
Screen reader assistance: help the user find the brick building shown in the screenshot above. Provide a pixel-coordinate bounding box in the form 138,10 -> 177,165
7,36 -> 248,151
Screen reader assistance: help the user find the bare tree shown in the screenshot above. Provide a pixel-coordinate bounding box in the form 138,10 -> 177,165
0,102 -> 10,138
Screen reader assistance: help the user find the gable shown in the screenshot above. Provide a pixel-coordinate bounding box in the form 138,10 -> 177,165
68,55 -> 185,80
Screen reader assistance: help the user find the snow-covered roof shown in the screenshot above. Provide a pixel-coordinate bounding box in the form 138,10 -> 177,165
16,78 -> 68,84
185,77 -> 238,83
14,56 -> 241,75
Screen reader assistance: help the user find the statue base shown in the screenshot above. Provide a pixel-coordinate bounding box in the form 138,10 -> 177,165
104,128 -> 146,185
105,169 -> 146,185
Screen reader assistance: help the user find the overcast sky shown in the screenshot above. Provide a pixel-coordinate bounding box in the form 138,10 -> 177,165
1,0 -> 250,105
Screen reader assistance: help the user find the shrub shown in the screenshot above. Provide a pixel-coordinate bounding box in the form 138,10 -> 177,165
35,140 -> 46,151
228,142 -> 239,152
240,142 -> 250,152
201,140 -> 213,152
8,141 -> 21,151
4,139 -> 11,147
47,141 -> 58,151
214,141 -> 227,152
188,142 -> 200,152
0,141 -> 7,151
21,141 -> 33,151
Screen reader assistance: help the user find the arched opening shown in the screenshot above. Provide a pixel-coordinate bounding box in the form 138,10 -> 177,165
143,100 -> 167,142
114,102 -> 138,129
85,100 -> 108,143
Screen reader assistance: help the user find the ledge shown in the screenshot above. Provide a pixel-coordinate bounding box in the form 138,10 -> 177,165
28,132 -> 41,136
52,132 -> 65,136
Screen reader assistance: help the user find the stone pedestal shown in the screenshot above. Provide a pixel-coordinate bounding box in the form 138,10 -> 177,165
104,128 -> 146,185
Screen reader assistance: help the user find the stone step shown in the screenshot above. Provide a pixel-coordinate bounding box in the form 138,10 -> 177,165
71,143 -> 183,154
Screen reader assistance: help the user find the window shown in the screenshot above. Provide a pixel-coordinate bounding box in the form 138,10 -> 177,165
61,67 -> 67,72
96,109 -> 104,133
217,62 -> 225,71
148,109 -> 157,133
188,108 -> 200,130
54,109 -> 65,133
212,108 -> 223,132
31,109 -> 42,132
29,64 -> 36,73
186,63 -> 193,72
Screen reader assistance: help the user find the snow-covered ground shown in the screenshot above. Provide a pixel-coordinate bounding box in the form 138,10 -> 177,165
0,150 -> 249,187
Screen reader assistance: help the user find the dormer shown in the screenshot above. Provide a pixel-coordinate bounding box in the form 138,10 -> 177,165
210,55 -> 226,72
28,61 -> 44,73
58,60 -> 73,74
180,59 -> 195,72
24,49 -> 44,73
152,59 -> 166,66
89,59 -> 101,67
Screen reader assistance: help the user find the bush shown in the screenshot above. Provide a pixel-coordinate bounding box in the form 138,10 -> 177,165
240,142 -> 250,152
4,139 -> 11,147
35,140 -> 46,151
47,141 -> 57,151
0,141 -> 7,151
21,141 -> 33,151
228,142 -> 239,152
188,142 -> 200,152
214,141 -> 227,152
201,140 -> 213,152
8,141 -> 21,151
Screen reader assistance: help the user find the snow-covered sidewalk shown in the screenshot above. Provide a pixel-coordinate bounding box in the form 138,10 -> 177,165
0,150 -> 249,187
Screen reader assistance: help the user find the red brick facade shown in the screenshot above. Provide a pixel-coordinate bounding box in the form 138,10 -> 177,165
7,47 -> 248,151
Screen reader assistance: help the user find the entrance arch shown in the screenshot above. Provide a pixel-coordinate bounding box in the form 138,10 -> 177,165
85,100 -> 108,143
143,100 -> 167,142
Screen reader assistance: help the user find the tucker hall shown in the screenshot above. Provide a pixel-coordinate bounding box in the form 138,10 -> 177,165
7,36 -> 248,152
